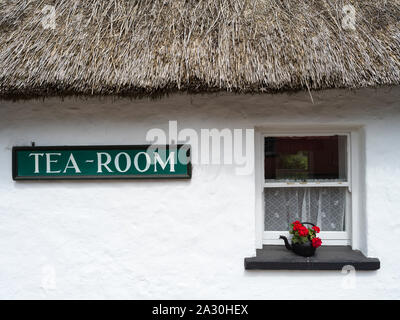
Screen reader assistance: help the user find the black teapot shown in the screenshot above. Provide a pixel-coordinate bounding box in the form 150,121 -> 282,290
279,222 -> 317,257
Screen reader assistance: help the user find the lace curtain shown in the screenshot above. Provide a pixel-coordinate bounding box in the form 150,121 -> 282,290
264,187 -> 346,231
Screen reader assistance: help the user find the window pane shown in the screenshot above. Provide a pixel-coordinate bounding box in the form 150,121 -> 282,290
265,136 -> 347,182
264,187 -> 346,231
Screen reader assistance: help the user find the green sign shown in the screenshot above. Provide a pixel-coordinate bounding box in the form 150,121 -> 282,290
13,145 -> 191,180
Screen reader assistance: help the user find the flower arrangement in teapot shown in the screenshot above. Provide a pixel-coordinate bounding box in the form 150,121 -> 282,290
280,221 -> 322,257
291,221 -> 322,248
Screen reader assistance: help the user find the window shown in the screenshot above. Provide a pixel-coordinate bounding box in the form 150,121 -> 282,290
255,130 -> 360,247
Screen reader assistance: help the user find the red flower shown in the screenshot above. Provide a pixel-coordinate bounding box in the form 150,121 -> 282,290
298,226 -> 309,237
312,226 -> 321,233
292,221 -> 302,231
312,237 -> 322,248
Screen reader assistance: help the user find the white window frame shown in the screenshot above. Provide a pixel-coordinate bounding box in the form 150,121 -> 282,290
254,127 -> 362,249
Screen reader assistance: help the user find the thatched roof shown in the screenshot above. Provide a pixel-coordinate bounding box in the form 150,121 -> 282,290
0,0 -> 399,98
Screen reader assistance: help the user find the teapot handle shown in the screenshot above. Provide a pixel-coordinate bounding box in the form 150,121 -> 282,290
301,222 -> 316,227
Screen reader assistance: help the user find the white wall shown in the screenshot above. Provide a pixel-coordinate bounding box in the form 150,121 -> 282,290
0,87 -> 399,299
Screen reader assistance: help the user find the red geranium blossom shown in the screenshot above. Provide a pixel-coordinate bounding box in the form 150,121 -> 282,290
292,221 -> 302,231
312,237 -> 322,248
298,226 -> 309,237
312,226 -> 321,233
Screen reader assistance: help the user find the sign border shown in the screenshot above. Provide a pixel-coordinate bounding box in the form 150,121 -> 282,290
12,144 -> 192,180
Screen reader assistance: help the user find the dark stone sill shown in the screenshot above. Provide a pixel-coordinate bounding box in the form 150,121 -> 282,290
244,245 -> 380,271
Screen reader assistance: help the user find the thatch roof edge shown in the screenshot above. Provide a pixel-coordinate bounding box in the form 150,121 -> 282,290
1,0 -> 399,98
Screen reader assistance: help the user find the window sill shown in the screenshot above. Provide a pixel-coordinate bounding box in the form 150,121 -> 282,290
244,245 -> 380,271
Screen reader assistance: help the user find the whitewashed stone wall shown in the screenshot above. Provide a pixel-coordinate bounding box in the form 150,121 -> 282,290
0,87 -> 399,299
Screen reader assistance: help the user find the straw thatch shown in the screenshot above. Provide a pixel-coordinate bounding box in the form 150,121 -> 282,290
0,0 -> 399,98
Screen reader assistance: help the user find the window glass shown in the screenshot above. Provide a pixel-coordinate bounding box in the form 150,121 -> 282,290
264,136 -> 347,182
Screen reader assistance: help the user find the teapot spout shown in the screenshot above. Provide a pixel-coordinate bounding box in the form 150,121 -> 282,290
280,236 -> 292,251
